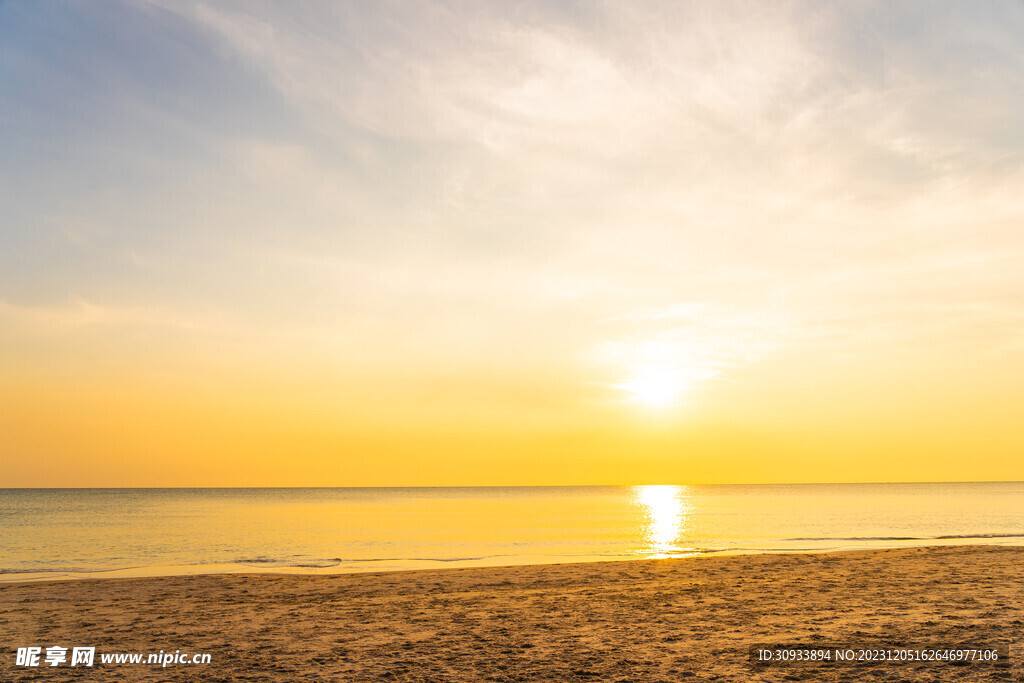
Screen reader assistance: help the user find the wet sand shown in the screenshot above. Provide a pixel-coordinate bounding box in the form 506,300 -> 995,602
1,545 -> 1021,681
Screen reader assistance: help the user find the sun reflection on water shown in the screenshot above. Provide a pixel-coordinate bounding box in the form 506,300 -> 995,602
634,485 -> 691,557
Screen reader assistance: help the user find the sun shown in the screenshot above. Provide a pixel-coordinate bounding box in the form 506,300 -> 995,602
617,368 -> 687,408
598,339 -> 720,409
614,361 -> 720,409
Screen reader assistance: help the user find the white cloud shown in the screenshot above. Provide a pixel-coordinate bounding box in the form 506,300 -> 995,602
12,1 -> 1024,387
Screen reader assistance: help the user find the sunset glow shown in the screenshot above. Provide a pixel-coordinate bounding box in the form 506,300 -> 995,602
3,1 -> 1024,486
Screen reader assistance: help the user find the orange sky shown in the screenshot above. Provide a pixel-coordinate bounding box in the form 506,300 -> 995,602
2,1 -> 1024,485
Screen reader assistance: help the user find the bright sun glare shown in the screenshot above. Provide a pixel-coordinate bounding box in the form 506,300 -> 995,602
605,339 -> 720,410
616,364 -> 718,409
618,368 -> 686,408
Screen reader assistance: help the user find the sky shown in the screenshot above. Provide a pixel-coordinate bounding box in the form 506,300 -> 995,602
2,0 -> 1024,486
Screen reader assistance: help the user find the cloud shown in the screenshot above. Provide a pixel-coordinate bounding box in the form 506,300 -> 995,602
0,297 -> 204,337
4,0 -> 1024,392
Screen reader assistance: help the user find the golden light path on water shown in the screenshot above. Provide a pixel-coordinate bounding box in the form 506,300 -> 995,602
633,485 -> 693,558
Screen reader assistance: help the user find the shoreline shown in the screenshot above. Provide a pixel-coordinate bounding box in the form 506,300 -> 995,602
2,545 -> 1022,681
4,537 -> 1024,585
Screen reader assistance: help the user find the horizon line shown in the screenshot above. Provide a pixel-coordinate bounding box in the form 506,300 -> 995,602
3,480 -> 1023,490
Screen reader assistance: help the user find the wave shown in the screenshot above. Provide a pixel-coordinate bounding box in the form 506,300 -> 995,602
231,555 -> 502,568
233,557 -> 343,568
0,566 -> 139,575
784,532 -> 1024,542
935,532 -> 1024,539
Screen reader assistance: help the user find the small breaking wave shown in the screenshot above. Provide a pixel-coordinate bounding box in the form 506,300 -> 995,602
233,557 -> 342,568
0,566 -> 139,575
230,555 -> 498,568
784,532 -> 1024,542
935,532 -> 1024,539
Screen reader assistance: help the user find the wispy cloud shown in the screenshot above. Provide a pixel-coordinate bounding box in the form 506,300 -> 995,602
0,297 -> 204,336
3,0 -> 1024,429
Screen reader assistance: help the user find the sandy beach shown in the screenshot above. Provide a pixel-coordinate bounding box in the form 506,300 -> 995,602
1,545 -> 1021,681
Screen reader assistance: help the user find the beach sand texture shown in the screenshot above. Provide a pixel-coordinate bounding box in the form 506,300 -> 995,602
1,545 -> 1021,681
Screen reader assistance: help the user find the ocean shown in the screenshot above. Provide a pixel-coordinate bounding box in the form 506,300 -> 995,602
2,483 -> 1023,581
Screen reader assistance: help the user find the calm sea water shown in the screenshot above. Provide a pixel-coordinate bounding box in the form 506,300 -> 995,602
2,483 -> 1023,581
